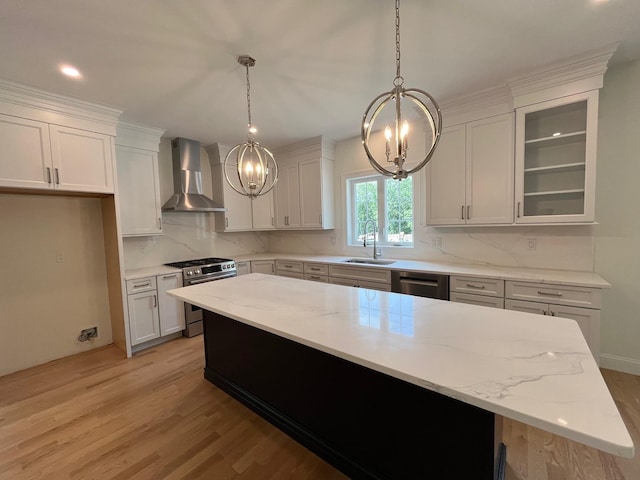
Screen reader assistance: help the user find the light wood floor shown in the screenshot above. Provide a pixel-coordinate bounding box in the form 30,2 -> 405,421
0,337 -> 638,480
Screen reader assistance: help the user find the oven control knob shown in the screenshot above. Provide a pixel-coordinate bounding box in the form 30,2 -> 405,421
186,270 -> 193,276
222,265 -> 227,270
194,269 -> 200,275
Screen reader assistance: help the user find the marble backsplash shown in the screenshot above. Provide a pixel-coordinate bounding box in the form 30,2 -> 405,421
267,224 -> 596,272
122,212 -> 269,269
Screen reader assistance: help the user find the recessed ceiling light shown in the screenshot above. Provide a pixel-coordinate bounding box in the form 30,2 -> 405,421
60,64 -> 82,79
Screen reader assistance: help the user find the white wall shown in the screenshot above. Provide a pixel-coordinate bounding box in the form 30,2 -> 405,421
0,194 -> 113,377
122,138 -> 269,269
594,59 -> 640,373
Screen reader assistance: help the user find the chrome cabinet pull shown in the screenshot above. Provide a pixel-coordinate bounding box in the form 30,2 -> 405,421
133,282 -> 151,288
517,201 -> 521,218
54,168 -> 60,184
461,205 -> 465,220
152,295 -> 157,308
158,217 -> 162,229
319,214 -> 322,224
309,275 -> 321,280
310,267 -> 321,271
162,274 -> 177,279
271,216 -> 274,226
46,167 -> 52,184
225,217 -> 229,228
466,283 -> 486,289
550,311 -> 556,316
466,205 -> 470,220
538,291 -> 562,297
284,264 -> 293,268
543,310 -> 548,315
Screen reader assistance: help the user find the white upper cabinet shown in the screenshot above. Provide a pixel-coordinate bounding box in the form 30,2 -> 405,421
514,91 -> 598,224
0,114 -> 52,189
116,122 -> 165,236
49,125 -> 114,193
0,114 -> 115,193
0,81 -> 121,194
208,143 -> 275,232
273,136 -> 335,230
426,113 -> 514,225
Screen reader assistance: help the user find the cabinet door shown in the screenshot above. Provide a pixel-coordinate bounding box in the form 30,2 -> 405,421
127,291 -> 160,345
450,292 -> 505,309
504,299 -> 548,316
116,145 -> 162,236
514,91 -> 598,224
550,304 -> 600,358
235,261 -> 251,275
0,114 -> 52,189
251,189 -> 275,230
466,113 -> 514,224
425,124 -> 466,225
157,273 -> 185,336
251,260 -> 275,275
49,125 -> 114,193
274,163 -> 300,228
299,158 -> 323,228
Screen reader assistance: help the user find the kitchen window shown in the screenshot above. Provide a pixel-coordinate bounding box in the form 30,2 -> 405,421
346,173 -> 414,247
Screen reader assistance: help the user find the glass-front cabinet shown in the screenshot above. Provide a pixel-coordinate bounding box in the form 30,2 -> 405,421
514,91 -> 598,223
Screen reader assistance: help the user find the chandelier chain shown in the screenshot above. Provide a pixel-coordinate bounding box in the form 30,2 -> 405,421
245,63 -> 252,132
395,0 -> 401,82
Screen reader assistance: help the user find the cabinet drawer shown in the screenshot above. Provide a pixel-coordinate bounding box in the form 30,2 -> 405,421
328,265 -> 391,284
304,263 -> 329,275
277,271 -> 304,280
451,292 -> 504,309
305,273 -> 329,283
276,260 -> 304,274
126,276 -> 157,294
450,276 -> 504,298
505,281 -> 601,309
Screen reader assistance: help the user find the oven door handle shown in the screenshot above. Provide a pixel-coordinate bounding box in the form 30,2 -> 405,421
186,273 -> 236,285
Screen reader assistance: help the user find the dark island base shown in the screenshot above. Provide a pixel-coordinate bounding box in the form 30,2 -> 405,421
203,311 -> 506,480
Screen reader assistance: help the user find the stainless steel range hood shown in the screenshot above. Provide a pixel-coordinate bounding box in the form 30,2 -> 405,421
162,137 -> 226,212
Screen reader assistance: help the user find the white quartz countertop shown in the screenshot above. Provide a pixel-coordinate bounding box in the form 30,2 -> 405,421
168,273 -> 632,457
125,265 -> 182,280
233,253 -> 610,288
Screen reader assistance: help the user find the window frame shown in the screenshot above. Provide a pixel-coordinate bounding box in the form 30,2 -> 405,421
345,170 -> 416,248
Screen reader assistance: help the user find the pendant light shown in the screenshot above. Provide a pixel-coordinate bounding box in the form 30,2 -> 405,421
224,55 -> 278,197
361,0 -> 442,180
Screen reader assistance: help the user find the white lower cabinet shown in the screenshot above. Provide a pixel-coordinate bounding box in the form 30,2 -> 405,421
450,275 -> 504,309
126,278 -> 160,346
328,265 -> 391,292
235,261 -> 251,275
126,273 -> 184,347
251,260 -> 275,275
157,273 -> 186,336
504,280 -> 601,359
450,292 -> 504,309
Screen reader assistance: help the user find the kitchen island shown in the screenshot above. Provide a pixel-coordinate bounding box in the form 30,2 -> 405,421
168,273 -> 633,479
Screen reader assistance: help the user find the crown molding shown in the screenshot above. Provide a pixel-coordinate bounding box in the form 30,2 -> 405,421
508,44 -> 618,108
115,121 -> 165,151
438,84 -> 513,127
0,79 -> 121,134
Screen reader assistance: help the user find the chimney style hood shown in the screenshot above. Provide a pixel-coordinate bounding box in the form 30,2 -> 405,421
162,137 -> 226,212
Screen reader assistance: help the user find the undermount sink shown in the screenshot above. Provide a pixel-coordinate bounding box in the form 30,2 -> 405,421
343,258 -> 396,265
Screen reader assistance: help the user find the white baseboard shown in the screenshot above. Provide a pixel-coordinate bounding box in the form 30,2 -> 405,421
599,353 -> 640,375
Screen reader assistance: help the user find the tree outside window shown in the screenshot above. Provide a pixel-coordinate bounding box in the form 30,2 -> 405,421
349,174 -> 413,247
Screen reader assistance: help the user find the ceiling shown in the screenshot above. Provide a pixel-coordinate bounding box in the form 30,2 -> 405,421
1,0 -> 639,149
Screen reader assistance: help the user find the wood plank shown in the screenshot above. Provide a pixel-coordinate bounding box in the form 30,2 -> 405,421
0,337 -> 638,479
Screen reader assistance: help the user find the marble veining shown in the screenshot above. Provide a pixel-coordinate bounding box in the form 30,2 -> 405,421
168,274 -> 631,457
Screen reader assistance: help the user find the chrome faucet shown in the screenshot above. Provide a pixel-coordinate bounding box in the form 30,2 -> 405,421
362,219 -> 381,259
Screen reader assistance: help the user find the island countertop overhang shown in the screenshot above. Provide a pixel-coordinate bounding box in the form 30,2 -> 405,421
168,273 -> 633,458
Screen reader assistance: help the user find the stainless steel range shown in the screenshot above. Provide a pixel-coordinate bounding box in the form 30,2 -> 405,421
164,257 -> 236,337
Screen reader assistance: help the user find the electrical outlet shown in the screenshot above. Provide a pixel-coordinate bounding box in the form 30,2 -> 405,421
78,327 -> 98,342
431,237 -> 442,248
56,251 -> 65,263
527,238 -> 537,250
138,245 -> 146,254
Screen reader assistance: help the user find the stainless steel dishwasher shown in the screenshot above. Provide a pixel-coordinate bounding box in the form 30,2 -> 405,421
391,271 -> 449,300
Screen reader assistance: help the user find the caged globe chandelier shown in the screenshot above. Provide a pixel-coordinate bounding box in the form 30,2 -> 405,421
224,55 -> 278,198
361,0 -> 442,180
